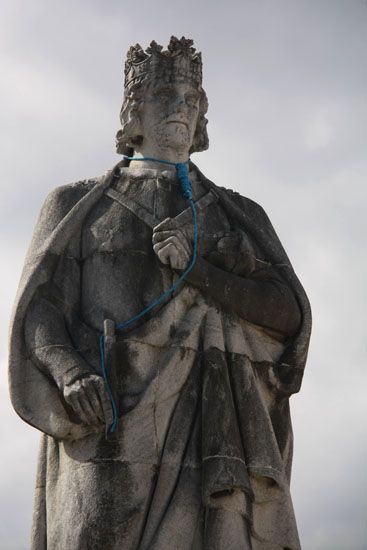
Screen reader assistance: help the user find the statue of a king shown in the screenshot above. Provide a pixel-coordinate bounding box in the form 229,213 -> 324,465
9,36 -> 311,550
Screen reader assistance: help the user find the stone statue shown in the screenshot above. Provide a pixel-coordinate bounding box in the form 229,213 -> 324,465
9,36 -> 311,549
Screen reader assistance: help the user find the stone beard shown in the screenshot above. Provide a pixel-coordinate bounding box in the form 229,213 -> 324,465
9,37 -> 311,550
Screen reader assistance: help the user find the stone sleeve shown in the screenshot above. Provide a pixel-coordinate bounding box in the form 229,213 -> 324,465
183,257 -> 301,338
24,295 -> 94,391
24,246 -> 95,391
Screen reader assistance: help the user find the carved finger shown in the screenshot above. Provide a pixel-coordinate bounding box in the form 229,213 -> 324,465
153,236 -> 178,252
157,242 -> 177,265
95,379 -> 114,425
153,217 -> 179,233
63,390 -> 77,411
77,393 -> 100,425
157,243 -> 188,270
66,392 -> 90,424
152,228 -> 187,245
64,384 -> 82,411
152,230 -> 192,257
83,381 -> 105,423
153,236 -> 189,257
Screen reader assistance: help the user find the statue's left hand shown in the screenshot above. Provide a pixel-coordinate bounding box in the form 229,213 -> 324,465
63,374 -> 114,428
152,217 -> 192,270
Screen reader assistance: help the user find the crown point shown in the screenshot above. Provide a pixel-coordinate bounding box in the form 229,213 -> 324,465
123,36 -> 202,91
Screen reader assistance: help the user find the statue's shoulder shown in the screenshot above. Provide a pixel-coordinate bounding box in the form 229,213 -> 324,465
35,176 -> 103,238
195,165 -> 265,215
210,180 -> 269,221
44,176 -> 101,210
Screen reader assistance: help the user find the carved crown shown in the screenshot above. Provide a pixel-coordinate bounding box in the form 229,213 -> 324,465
124,36 -> 202,92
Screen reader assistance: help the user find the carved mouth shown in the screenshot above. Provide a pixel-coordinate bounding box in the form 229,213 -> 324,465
166,120 -> 188,128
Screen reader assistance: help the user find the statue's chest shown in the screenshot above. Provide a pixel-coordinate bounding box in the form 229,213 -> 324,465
83,177 -> 181,257
81,175 -> 230,260
78,172 -> 232,329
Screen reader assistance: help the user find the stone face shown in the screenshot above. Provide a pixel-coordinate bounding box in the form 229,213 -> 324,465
8,37 -> 311,549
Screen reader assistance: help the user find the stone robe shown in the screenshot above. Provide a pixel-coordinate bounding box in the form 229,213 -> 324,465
9,162 -> 311,549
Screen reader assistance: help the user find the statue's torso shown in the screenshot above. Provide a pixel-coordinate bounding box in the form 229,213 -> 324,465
80,168 -> 231,331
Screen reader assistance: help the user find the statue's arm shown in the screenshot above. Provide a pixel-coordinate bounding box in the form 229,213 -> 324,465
24,254 -> 113,428
153,219 -> 301,337
183,257 -> 301,337
25,294 -> 93,390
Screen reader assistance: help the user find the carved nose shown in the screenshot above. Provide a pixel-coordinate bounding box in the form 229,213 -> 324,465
174,95 -> 186,113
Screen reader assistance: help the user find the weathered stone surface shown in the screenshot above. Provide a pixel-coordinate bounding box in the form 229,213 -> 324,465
9,36 -> 311,549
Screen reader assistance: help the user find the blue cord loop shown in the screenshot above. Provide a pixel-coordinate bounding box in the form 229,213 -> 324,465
100,155 -> 198,433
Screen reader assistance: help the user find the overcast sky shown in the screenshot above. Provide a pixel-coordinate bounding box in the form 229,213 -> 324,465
0,1 -> 366,548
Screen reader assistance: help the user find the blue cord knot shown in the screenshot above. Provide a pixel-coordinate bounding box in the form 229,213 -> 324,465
121,155 -> 193,200
175,162 -> 193,200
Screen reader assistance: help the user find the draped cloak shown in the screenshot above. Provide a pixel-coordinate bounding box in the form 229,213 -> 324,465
9,162 -> 311,549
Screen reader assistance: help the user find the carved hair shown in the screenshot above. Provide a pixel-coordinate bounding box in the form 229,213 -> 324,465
115,83 -> 209,155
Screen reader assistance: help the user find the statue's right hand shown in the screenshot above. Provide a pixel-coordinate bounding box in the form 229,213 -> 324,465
63,374 -> 114,427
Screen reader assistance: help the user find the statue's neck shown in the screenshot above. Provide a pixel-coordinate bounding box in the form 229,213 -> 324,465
130,144 -> 189,172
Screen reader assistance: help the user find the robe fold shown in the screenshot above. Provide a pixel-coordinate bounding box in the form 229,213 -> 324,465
9,161 -> 311,549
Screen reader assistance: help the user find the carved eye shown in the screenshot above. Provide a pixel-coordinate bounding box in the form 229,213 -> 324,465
185,92 -> 199,107
154,86 -> 172,99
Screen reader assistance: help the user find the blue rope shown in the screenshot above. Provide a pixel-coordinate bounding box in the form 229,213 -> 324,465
99,334 -> 119,433
121,155 -> 193,200
100,155 -> 198,433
